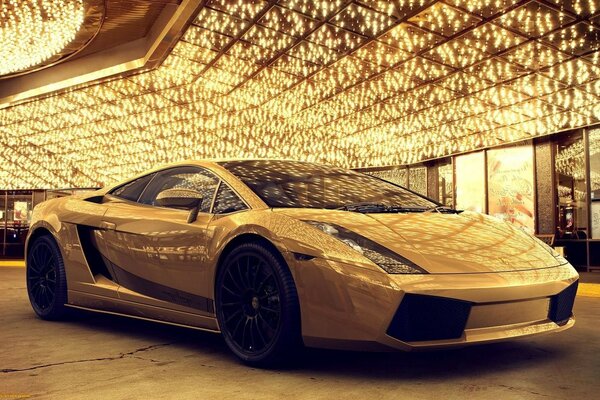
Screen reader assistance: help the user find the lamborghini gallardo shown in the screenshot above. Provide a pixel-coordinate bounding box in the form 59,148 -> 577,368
26,159 -> 579,366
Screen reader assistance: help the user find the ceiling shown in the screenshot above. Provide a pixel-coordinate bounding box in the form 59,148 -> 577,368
1,0 -> 600,189
71,0 -> 181,58
0,0 -> 181,79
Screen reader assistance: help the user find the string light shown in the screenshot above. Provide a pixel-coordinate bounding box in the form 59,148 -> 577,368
0,0 -> 85,75
0,0 -> 599,189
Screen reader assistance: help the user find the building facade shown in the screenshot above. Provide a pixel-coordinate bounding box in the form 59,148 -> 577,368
361,124 -> 600,271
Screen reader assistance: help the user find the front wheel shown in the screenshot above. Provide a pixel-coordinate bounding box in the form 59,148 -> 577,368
215,242 -> 301,367
26,234 -> 68,320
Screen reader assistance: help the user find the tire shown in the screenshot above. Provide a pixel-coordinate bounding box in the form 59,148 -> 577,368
26,234 -> 68,320
215,241 -> 301,367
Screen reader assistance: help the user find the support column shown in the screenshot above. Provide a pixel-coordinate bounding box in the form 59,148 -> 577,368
535,141 -> 555,234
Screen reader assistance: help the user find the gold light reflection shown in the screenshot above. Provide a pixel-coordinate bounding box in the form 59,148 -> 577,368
0,0 -> 85,75
0,0 -> 600,189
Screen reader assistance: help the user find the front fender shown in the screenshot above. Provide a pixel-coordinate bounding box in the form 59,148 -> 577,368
207,210 -> 295,266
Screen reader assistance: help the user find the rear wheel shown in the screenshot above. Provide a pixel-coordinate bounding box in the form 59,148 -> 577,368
26,234 -> 68,320
215,242 -> 301,367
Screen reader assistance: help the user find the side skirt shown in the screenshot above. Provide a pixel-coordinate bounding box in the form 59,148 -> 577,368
67,290 -> 220,332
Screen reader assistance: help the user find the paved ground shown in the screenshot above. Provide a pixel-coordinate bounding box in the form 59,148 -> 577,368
1,266 -> 599,400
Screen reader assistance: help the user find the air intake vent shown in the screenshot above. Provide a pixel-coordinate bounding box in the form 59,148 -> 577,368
387,294 -> 472,342
549,280 -> 578,325
76,225 -> 113,281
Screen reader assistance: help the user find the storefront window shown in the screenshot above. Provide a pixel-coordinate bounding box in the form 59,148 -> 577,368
0,193 -> 5,224
589,128 -> 600,239
455,151 -> 486,213
555,131 -> 587,239
6,191 -> 32,256
0,190 -> 59,257
367,168 -> 408,187
408,166 -> 427,196
437,161 -> 453,207
487,144 -> 535,234
0,193 -> 5,256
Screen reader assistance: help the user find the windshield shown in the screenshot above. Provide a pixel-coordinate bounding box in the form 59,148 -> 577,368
219,160 -> 438,210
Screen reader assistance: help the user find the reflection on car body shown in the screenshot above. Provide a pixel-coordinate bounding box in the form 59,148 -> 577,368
25,159 -> 578,366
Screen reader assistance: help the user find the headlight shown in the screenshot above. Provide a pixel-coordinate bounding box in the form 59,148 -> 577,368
303,221 -> 427,274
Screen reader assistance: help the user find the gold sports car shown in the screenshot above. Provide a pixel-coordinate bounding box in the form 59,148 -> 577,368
26,159 -> 579,366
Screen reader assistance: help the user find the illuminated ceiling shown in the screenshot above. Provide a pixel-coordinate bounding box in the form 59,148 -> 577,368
0,0 -> 187,106
1,0 -> 600,189
0,0 -> 97,77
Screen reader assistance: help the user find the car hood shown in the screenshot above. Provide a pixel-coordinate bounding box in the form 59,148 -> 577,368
273,208 -> 563,274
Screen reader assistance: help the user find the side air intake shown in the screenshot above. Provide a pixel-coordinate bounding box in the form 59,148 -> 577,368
76,225 -> 114,281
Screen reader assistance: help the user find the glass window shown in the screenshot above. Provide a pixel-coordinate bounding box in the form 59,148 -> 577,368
590,128 -> 600,239
408,166 -> 427,196
0,193 -> 5,224
487,144 -> 535,234
437,161 -> 453,207
7,191 -> 32,224
139,167 -> 219,213
0,192 -> 5,256
111,173 -> 156,202
367,168 -> 408,187
213,183 -> 247,214
6,191 -> 32,256
220,160 -> 437,209
555,130 -> 587,239
455,152 -> 486,213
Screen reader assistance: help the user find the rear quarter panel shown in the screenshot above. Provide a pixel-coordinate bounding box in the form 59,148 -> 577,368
27,195 -> 110,293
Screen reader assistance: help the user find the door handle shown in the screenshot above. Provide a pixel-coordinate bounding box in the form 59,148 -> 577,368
99,221 -> 116,231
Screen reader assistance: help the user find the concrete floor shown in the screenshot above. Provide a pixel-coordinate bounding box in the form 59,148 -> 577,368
1,267 -> 599,400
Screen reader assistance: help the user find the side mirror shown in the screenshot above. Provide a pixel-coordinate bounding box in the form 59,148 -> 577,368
155,188 -> 203,223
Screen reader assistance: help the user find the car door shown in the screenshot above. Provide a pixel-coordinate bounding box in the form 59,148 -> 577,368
100,166 -> 220,315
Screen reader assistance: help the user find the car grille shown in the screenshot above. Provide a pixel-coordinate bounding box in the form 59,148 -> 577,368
386,294 -> 472,342
549,280 -> 578,325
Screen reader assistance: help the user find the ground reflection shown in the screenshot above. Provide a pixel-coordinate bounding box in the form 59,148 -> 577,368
69,308 -> 564,379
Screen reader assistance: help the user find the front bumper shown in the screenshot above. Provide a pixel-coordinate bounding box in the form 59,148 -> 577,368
292,257 -> 579,351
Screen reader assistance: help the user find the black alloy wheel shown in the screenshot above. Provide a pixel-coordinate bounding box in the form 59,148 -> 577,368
216,242 -> 301,367
27,234 -> 68,320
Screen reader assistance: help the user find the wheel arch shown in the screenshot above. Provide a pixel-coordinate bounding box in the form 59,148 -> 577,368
213,233 -> 292,294
213,232 -> 289,274
25,225 -> 57,261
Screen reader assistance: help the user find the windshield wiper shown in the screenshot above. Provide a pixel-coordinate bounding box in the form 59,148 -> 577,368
425,205 -> 463,214
334,203 -> 460,214
335,204 -> 429,213
385,206 -> 429,213
334,202 -> 388,213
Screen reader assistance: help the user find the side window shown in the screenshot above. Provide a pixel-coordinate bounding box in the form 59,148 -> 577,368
110,173 -> 155,202
213,182 -> 248,214
139,167 -> 219,212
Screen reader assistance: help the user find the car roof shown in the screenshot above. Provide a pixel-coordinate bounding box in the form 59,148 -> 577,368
189,157 -> 308,164
94,158 -> 311,206
102,158 -> 342,191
